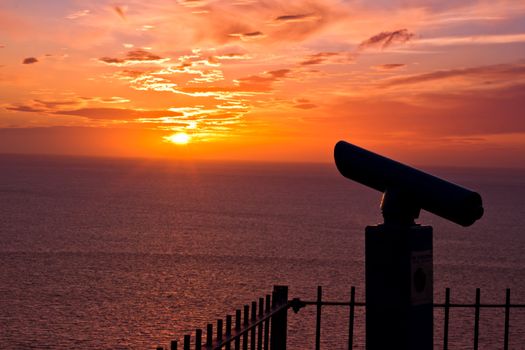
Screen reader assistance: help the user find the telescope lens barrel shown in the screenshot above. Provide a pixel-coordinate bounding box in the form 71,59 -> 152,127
334,141 -> 483,227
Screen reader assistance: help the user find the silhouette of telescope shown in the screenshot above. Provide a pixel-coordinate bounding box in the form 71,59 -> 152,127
334,140 -> 483,226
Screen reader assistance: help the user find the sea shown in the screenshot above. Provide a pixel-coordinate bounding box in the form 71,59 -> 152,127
0,154 -> 524,349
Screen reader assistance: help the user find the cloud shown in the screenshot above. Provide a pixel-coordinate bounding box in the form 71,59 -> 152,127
228,31 -> 266,41
417,33 -> 525,47
98,49 -> 169,66
4,98 -> 133,117
325,82 -> 525,140
215,53 -> 252,60
359,29 -> 415,50
173,0 -> 347,44
113,5 -> 127,20
373,63 -> 406,71
116,69 -> 151,79
6,104 -> 46,113
134,105 -> 249,141
66,10 -> 90,20
235,69 -> 291,91
113,45 -> 293,99
22,57 -> 38,64
54,108 -> 178,121
267,69 -> 291,78
299,52 -> 348,65
382,63 -> 525,87
177,0 -> 208,8
294,103 -> 317,109
81,96 -> 131,104
33,99 -> 81,109
273,13 -> 319,24
293,98 -> 317,109
124,67 -> 292,98
5,99 -> 82,114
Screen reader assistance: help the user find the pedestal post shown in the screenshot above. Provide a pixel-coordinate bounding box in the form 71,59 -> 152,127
365,224 -> 433,350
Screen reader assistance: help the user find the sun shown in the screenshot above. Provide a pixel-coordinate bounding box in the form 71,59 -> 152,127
165,132 -> 191,145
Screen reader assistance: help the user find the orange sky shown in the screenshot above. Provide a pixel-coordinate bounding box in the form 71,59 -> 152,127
1,0 -> 525,166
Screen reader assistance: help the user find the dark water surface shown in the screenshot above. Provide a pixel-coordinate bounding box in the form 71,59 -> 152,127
0,155 -> 524,349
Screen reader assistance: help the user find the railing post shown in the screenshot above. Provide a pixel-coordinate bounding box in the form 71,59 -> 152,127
196,329 -> 202,350
206,324 -> 213,350
251,301 -> 257,350
270,285 -> 288,350
243,305 -> 249,350
264,295 -> 271,350
258,298 -> 264,350
315,286 -> 322,350
504,289 -> 510,350
217,319 -> 223,346
443,288 -> 450,350
473,288 -> 480,350
226,315 -> 232,350
235,309 -> 241,350
184,335 -> 191,350
348,286 -> 355,350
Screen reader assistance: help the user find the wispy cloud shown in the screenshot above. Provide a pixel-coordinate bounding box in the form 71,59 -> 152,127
81,96 -> 131,104
272,13 -> 319,24
113,5 -> 127,20
6,104 -> 46,113
300,52 -> 339,65
382,62 -> 525,88
298,52 -> 354,66
235,69 -> 292,91
4,97 -> 129,116
22,57 -> 38,64
417,33 -> 525,47
136,105 -> 249,141
98,49 -> 169,66
228,31 -> 266,41
373,63 -> 406,71
294,102 -> 317,109
359,29 -> 415,50
177,0 -> 209,8
65,10 -> 90,20
215,53 -> 252,60
5,97 -> 83,115
55,107 -> 175,121
324,83 -> 525,139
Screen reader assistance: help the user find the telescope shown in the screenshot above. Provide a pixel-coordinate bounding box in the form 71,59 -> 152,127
334,140 -> 484,350
334,140 -> 483,226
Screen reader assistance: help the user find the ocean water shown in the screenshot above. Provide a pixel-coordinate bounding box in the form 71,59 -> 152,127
0,155 -> 524,349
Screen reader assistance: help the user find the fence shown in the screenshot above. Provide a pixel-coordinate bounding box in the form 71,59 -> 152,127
156,286 -> 525,350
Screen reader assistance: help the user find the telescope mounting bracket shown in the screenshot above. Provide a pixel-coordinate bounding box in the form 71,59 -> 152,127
380,188 -> 421,226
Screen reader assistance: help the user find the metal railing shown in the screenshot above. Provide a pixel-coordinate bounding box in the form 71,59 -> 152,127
304,286 -> 524,350
157,286 -> 292,350
156,286 -> 525,350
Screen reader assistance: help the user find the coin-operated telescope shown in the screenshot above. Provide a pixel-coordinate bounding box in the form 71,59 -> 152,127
334,141 -> 483,350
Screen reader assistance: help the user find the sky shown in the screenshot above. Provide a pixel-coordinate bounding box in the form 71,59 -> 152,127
1,0 -> 524,166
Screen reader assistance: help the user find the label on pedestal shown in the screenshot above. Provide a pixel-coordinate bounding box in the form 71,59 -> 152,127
411,250 -> 433,306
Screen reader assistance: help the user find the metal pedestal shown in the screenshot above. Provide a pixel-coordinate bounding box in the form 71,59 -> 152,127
365,224 -> 433,350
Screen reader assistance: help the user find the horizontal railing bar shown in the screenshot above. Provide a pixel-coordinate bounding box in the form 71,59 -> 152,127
302,301 -> 366,307
301,300 -> 525,308
209,302 -> 291,349
434,303 -> 525,308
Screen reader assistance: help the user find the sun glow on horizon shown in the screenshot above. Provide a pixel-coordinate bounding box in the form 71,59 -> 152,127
165,132 -> 191,145
1,1 -> 525,166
